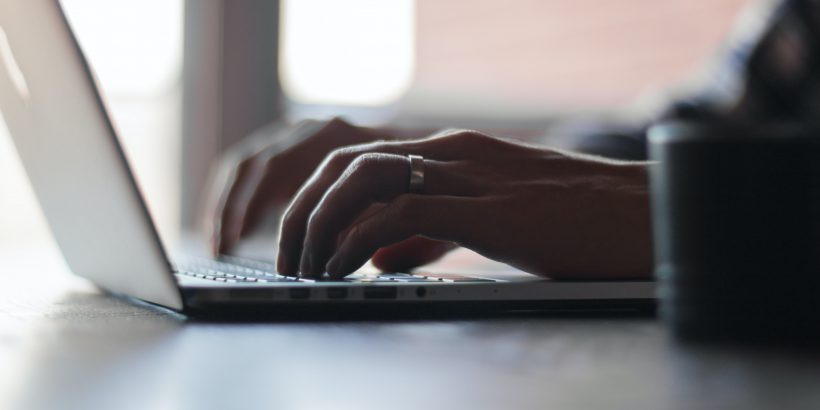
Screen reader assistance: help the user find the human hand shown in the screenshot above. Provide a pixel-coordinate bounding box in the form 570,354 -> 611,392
207,118 -> 455,270
277,130 -> 653,279
207,118 -> 375,255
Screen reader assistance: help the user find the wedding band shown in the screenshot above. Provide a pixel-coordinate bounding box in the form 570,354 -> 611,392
408,154 -> 425,194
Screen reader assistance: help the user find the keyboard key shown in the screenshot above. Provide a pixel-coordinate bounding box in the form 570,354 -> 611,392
376,273 -> 415,279
352,278 -> 396,283
175,256 -> 304,283
389,277 -> 439,282
441,278 -> 497,283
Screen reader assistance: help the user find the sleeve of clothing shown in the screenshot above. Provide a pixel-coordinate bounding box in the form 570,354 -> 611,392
568,0 -> 820,160
663,0 -> 820,121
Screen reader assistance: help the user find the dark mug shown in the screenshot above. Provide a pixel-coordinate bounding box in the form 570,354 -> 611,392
648,121 -> 820,341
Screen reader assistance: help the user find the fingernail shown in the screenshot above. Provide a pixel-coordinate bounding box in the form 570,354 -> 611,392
299,250 -> 312,276
276,257 -> 289,276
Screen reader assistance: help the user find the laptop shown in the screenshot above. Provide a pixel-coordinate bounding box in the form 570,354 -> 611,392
0,1 -> 654,316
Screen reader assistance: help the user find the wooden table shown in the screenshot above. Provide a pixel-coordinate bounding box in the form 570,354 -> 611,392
1,244 -> 818,410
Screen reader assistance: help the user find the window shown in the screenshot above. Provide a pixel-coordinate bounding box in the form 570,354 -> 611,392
280,0 -> 415,106
0,0 -> 184,246
280,0 -> 752,121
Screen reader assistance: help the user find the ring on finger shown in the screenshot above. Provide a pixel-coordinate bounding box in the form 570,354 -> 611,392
407,154 -> 425,194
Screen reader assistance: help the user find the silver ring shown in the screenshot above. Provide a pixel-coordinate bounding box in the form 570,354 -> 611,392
408,154 -> 425,194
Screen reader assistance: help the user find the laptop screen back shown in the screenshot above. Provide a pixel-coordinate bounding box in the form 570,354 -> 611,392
0,1 -> 182,309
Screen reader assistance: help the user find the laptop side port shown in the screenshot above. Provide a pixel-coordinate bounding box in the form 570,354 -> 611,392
363,286 -> 397,299
289,288 -> 310,299
326,287 -> 348,299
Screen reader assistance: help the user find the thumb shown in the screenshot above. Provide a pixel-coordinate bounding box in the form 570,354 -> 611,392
371,236 -> 457,272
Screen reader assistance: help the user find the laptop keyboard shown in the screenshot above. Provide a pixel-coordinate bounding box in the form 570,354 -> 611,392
174,256 -> 497,284
174,256 -> 303,283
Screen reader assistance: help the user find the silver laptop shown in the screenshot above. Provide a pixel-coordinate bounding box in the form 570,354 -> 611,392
0,1 -> 653,315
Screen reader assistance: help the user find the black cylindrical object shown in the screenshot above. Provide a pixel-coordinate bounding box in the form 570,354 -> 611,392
648,121 -> 820,341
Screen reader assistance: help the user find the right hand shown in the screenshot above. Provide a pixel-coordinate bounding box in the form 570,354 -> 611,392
275,130 -> 651,279
206,118 -> 457,270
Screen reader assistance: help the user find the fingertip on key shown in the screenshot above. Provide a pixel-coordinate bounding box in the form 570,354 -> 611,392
210,238 -> 220,258
276,257 -> 289,276
299,251 -> 313,278
278,257 -> 299,277
325,255 -> 343,277
215,240 -> 226,258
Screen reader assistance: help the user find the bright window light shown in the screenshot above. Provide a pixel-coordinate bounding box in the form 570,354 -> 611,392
60,0 -> 183,243
60,0 -> 183,97
280,0 -> 415,106
0,1 -> 184,247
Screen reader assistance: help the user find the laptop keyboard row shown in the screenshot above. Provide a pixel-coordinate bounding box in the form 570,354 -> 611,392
174,256 -> 302,283
173,256 -> 497,284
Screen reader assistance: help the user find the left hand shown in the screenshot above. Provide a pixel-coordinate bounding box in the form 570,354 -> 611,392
277,130 -> 653,279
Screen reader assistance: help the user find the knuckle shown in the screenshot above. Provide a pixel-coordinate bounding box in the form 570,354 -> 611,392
304,210 -> 327,242
326,147 -> 356,170
314,117 -> 351,135
281,206 -> 297,226
326,116 -> 351,128
260,150 -> 279,168
306,209 -> 323,233
348,152 -> 385,175
450,130 -> 489,144
346,224 -> 365,244
233,155 -> 265,178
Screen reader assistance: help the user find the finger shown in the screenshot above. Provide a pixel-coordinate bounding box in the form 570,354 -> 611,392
237,120 -> 339,237
298,153 -> 408,276
276,137 -> 471,275
277,154 -> 345,275
325,194 -> 480,277
236,169 -> 277,238
235,153 -> 286,238
210,156 -> 264,255
207,124 -> 297,255
371,236 -> 458,272
300,154 -> 482,277
213,119 -> 330,255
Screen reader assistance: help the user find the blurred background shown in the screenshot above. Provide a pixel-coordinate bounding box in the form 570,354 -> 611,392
0,0 -> 751,253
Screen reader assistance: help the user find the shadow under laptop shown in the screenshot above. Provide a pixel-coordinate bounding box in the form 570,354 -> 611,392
181,298 -> 657,324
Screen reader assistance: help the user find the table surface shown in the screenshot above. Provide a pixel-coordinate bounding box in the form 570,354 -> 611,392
1,244 -> 819,410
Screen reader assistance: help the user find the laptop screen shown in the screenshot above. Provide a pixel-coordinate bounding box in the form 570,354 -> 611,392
0,1 -> 182,309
